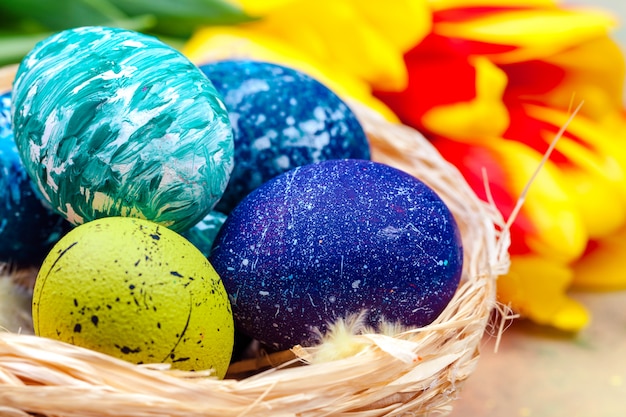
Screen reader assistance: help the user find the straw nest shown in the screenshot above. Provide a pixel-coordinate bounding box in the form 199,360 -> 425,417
0,62 -> 511,416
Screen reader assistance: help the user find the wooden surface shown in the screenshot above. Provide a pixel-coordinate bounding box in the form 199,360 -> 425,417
450,290 -> 626,417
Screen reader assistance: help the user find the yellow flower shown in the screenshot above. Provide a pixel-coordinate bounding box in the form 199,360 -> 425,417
573,224 -> 626,291
498,254 -> 589,331
374,1 -> 626,330
183,0 -> 432,121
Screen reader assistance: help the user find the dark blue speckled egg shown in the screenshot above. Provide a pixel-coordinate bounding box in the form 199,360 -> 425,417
209,159 -> 463,350
199,60 -> 371,214
0,91 -> 71,265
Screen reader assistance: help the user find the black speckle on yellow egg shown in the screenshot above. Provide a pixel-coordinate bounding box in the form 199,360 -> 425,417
117,345 -> 141,355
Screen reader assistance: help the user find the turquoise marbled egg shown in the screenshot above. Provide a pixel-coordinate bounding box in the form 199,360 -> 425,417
11,26 -> 234,232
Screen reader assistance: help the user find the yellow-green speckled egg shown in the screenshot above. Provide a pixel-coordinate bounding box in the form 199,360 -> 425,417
32,216 -> 234,377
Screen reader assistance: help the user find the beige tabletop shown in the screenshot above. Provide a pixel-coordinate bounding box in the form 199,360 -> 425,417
450,290 -> 626,417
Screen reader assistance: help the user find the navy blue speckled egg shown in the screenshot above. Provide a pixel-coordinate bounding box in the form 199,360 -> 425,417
209,159 -> 463,350
199,60 -> 371,214
0,91 -> 71,265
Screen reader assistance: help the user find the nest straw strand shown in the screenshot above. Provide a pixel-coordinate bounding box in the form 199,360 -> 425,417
0,63 -> 510,416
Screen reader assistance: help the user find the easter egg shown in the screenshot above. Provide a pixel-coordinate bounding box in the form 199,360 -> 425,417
182,210 -> 228,258
199,60 -> 370,214
210,159 -> 463,350
0,91 -> 71,265
12,26 -> 234,232
32,216 -> 234,376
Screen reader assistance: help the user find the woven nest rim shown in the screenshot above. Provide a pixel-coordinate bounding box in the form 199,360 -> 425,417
0,63 -> 511,417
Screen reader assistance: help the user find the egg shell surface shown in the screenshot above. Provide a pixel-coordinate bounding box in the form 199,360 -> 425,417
210,159 -> 463,350
0,91 -> 71,265
32,216 -> 234,376
199,60 -> 370,214
11,26 -> 234,232
182,210 -> 228,258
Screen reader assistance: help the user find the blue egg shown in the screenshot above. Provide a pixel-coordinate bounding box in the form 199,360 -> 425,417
209,159 -> 463,350
199,60 -> 371,214
182,210 -> 228,258
0,91 -> 71,265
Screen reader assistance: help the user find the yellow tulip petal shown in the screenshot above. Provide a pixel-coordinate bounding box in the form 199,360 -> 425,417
527,106 -> 626,171
345,0 -> 432,52
229,0 -> 295,16
497,255 -> 590,331
434,7 -> 617,63
318,14 -> 409,90
567,114 -> 626,181
242,4 -> 327,58
229,0 -> 412,91
182,27 -> 400,121
236,0 -> 431,55
558,168 -> 626,239
428,0 -> 558,11
572,226 -> 626,291
184,26 -> 307,63
487,140 -> 587,263
527,105 -> 626,190
422,57 -> 510,139
549,298 -> 592,332
191,1 -> 431,93
519,105 -> 626,238
538,37 -> 626,122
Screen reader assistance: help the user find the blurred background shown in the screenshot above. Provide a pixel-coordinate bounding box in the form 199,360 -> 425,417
570,0 -> 626,106
568,0 -> 626,52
